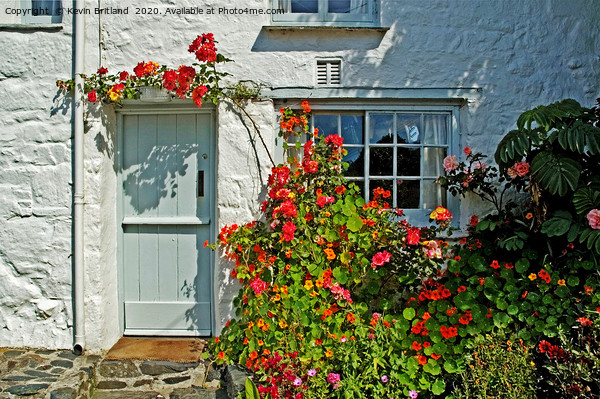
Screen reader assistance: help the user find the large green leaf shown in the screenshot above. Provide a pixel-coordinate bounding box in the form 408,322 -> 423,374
579,228 -> 600,254
540,210 -> 573,237
556,120 -> 600,154
517,99 -> 583,131
573,186 -> 600,215
494,129 -> 531,166
245,377 -> 261,399
530,150 -> 581,196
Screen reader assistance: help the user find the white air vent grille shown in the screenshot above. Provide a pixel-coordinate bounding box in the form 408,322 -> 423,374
317,60 -> 341,86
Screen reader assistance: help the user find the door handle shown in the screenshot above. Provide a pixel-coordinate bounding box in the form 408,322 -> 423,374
198,171 -> 204,197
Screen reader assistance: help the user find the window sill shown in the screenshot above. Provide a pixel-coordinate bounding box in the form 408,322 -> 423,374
264,25 -> 389,33
0,23 -> 63,31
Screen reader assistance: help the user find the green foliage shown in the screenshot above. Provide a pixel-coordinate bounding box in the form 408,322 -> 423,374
209,103 -> 454,399
454,333 -> 536,399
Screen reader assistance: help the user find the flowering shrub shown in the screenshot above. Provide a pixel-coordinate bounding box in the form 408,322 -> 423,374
56,33 -> 230,107
435,98 -> 600,397
209,102 -> 455,398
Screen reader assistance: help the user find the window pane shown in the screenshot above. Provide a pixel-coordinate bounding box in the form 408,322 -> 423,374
396,180 -> 420,209
369,114 -> 394,144
341,115 -> 364,145
369,147 -> 393,176
397,148 -> 420,176
422,179 -> 446,209
314,114 -> 338,136
423,147 -> 446,177
423,114 -> 448,145
291,0 -> 318,13
328,0 -> 367,13
370,179 -> 393,201
397,114 -> 421,144
344,147 -> 364,177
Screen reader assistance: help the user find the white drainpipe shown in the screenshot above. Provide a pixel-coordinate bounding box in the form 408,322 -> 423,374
72,0 -> 86,355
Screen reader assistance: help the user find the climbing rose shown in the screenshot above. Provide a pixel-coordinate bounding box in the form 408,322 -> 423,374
406,227 -> 420,245
513,161 -> 530,177
430,206 -> 452,221
587,209 -> 600,229
371,251 -> 391,269
325,134 -> 343,147
191,85 -> 208,107
97,67 -> 108,75
443,155 -> 459,172
87,90 -> 97,102
119,71 -> 129,81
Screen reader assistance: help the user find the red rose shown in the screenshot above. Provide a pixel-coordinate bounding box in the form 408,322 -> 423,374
119,71 -> 129,81
97,67 -> 108,75
87,91 -> 97,102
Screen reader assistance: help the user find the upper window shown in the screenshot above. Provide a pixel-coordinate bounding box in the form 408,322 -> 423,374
272,0 -> 378,27
23,0 -> 62,23
308,107 -> 458,225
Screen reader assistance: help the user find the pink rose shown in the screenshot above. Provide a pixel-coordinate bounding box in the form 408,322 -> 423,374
443,155 -> 459,172
371,250 -> 391,269
406,227 -> 420,245
506,167 -> 517,178
513,161 -> 530,177
587,209 -> 600,230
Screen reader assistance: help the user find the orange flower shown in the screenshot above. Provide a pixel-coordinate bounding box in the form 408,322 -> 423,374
324,248 -> 336,260
417,355 -> 428,365
525,212 -> 533,220
325,349 -> 333,357
557,279 -> 566,286
249,351 -> 258,360
218,351 -> 225,359
431,353 -> 441,360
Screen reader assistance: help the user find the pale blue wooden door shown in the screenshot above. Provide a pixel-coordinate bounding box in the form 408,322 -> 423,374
121,112 -> 213,336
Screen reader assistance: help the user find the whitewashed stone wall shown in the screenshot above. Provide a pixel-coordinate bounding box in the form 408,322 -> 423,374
0,0 -> 598,350
0,18 -> 74,348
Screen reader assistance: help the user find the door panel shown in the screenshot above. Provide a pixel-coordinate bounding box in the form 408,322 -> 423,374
121,112 -> 213,336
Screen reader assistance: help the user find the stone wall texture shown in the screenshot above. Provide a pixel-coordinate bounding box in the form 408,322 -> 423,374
0,0 -> 598,350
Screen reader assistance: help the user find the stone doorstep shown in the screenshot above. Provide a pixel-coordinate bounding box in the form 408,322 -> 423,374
91,359 -> 238,398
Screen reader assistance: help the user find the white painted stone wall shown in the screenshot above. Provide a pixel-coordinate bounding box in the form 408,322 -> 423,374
0,16 -> 74,348
0,0 -> 599,350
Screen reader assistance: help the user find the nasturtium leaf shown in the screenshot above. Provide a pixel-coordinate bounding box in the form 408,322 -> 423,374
432,379 -> 446,395
515,258 -> 530,273
567,275 -> 580,287
443,360 -> 458,373
333,267 -> 348,284
507,304 -> 519,315
403,308 -> 416,320
345,213 -> 363,232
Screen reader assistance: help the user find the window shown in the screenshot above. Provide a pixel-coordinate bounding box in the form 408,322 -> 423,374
0,0 -> 63,24
272,0 -> 378,27
23,0 -> 62,23
308,106 -> 458,225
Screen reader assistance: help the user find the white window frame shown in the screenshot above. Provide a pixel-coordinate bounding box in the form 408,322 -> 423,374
279,103 -> 460,226
271,0 -> 379,27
